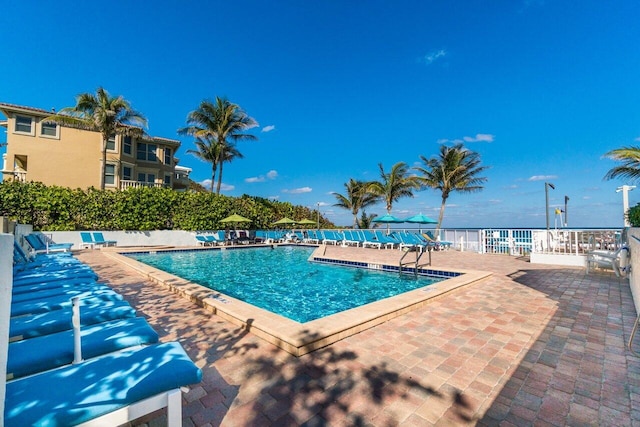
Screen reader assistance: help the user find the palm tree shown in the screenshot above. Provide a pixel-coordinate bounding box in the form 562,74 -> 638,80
357,210 -> 379,229
45,87 -> 147,190
179,97 -> 257,194
414,143 -> 489,233
604,146 -> 640,182
368,162 -> 420,214
332,178 -> 378,228
186,137 -> 217,192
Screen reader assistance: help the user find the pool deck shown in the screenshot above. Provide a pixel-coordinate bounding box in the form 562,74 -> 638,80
76,246 -> 640,426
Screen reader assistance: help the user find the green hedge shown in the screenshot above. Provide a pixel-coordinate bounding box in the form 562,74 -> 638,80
627,203 -> 640,227
0,181 -> 331,231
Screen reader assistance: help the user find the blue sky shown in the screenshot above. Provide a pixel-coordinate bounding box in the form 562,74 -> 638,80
1,0 -> 639,228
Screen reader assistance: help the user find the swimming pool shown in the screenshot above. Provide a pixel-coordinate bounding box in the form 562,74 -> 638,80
128,246 -> 443,323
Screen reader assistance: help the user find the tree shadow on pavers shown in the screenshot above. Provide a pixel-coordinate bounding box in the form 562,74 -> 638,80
478,267 -> 640,426
232,329 -> 476,426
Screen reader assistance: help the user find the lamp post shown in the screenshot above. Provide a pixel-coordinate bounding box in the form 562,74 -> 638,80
564,196 -> 569,227
316,202 -> 320,230
545,182 -> 555,250
616,185 -> 636,227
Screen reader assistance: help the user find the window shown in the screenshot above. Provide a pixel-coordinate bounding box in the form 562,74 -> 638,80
137,172 -> 155,183
122,165 -> 132,181
136,143 -> 157,162
40,121 -> 58,137
123,136 -> 132,155
164,173 -> 172,186
15,116 -> 33,134
104,164 -> 116,186
106,134 -> 116,151
164,148 -> 172,165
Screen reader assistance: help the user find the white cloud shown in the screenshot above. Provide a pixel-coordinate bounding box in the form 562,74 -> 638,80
423,49 -> 447,65
268,195 -> 280,200
266,170 -> 278,179
245,170 -> 278,183
528,175 -> 558,181
463,133 -> 494,143
318,201 -> 330,207
262,125 -> 275,133
439,134 -> 494,144
200,180 -> 234,191
635,136 -> 640,142
283,187 -> 312,194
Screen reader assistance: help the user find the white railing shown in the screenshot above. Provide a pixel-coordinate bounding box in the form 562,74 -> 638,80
531,228 -> 623,254
119,180 -> 166,190
12,171 -> 27,182
411,227 -> 623,256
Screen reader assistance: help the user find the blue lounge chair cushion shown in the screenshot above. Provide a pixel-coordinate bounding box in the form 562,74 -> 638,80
10,289 -> 122,317
7,317 -> 159,380
10,300 -> 136,341
4,342 -> 202,427
11,282 -> 108,303
13,269 -> 98,287
12,277 -> 98,295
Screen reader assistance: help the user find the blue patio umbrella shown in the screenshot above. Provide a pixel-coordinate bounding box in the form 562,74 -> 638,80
403,213 -> 438,232
372,214 -> 404,233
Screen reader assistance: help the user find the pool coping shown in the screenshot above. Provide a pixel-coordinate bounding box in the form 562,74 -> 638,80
103,245 -> 492,356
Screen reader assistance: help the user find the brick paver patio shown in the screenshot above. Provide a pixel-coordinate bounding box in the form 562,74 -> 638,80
76,247 -> 640,426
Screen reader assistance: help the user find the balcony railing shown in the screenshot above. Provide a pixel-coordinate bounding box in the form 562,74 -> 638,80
11,171 -> 27,182
119,180 -> 166,190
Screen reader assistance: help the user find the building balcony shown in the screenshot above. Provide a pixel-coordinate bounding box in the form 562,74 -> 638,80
1,170 -> 27,182
119,180 -> 167,190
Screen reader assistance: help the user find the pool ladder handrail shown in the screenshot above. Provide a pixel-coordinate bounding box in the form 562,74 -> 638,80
399,246 -> 432,277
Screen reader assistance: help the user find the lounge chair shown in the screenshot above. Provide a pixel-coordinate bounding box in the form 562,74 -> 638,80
391,231 -> 421,251
586,246 -> 630,277
80,232 -> 96,249
342,230 -> 362,247
422,231 -> 452,250
12,277 -> 98,296
361,230 -> 382,249
93,232 -> 117,247
24,233 -> 73,253
305,230 -> 321,244
7,317 -> 159,380
321,230 -> 342,245
9,300 -> 137,341
11,282 -> 110,304
196,234 -> 217,246
5,342 -> 202,427
13,267 -> 98,287
12,241 -> 74,269
10,288 -> 123,317
373,230 -> 401,249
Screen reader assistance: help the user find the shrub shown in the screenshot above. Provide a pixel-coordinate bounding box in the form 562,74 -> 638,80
0,181 -> 329,231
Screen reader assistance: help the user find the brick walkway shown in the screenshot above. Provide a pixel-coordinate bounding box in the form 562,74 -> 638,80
76,248 -> 640,426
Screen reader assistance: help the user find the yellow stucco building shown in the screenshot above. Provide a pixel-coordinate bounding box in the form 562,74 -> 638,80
0,102 -> 191,190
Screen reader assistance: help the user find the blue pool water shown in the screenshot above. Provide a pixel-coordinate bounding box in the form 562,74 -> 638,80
128,246 -> 443,323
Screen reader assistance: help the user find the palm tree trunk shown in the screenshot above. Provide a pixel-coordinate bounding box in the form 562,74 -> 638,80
100,137 -> 107,190
436,197 -> 447,235
216,162 -> 224,195
210,164 -> 217,193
